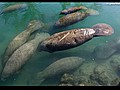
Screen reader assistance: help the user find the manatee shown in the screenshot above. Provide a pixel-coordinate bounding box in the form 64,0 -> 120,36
38,23 -> 114,53
28,57 -> 85,86
60,6 -> 88,15
0,33 -> 50,80
2,20 -> 45,67
0,3 -> 28,15
54,9 -> 99,28
93,36 -> 120,60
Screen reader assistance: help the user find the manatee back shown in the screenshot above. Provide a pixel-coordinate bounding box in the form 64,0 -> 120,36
41,57 -> 85,79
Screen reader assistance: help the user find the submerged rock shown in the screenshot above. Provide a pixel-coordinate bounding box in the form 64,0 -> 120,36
64,58 -> 120,86
73,61 -> 99,86
90,63 -> 120,86
59,73 -> 75,86
109,55 -> 120,76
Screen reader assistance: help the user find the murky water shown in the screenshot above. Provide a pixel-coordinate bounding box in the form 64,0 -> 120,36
0,2 -> 120,86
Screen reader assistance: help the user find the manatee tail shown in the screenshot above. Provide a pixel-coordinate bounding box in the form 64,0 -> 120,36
28,72 -> 45,86
34,32 -> 50,42
92,23 -> 114,36
85,9 -> 99,15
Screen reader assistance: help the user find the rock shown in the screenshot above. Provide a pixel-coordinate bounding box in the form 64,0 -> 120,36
91,63 -> 120,86
109,55 -> 120,71
59,73 -> 75,86
72,61 -> 99,86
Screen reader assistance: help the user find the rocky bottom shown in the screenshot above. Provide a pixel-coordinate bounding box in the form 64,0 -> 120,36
59,55 -> 120,86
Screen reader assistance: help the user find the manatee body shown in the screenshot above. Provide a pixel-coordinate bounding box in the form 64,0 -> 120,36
60,6 -> 88,15
39,28 -> 95,53
38,23 -> 114,53
28,57 -> 85,86
0,33 -> 50,80
2,20 -> 45,67
93,44 -> 116,60
55,9 -> 99,28
0,3 -> 28,15
93,36 -> 120,60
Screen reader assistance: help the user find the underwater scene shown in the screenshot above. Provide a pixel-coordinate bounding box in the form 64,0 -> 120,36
0,2 -> 120,86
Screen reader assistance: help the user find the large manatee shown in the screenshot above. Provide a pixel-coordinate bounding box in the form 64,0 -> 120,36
28,57 -> 85,86
0,33 -> 50,80
38,23 -> 114,53
2,20 -> 45,67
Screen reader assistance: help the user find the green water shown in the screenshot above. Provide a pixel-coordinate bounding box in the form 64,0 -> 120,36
0,2 -> 120,86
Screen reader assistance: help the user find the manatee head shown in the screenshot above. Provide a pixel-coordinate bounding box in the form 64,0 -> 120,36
27,20 -> 45,31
